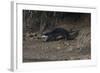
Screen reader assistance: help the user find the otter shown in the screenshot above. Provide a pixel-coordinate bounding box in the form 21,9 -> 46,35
41,28 -> 79,42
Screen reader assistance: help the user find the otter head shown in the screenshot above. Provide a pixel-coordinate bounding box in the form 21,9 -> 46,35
41,35 -> 48,42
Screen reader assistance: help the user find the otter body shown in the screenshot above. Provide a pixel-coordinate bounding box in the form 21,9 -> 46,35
42,28 -> 79,41
42,28 -> 79,42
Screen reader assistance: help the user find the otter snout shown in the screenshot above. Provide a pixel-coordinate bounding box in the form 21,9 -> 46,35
41,35 -> 48,42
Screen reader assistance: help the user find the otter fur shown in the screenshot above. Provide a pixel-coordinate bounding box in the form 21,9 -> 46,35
41,28 -> 79,42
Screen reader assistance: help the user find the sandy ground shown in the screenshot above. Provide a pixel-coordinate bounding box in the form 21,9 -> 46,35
23,27 -> 91,62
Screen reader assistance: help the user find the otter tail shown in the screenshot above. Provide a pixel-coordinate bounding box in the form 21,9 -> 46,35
67,30 -> 80,40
